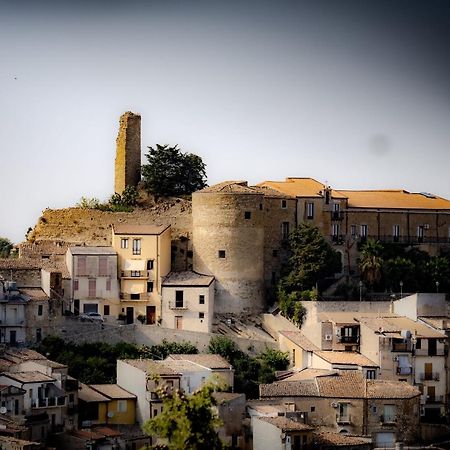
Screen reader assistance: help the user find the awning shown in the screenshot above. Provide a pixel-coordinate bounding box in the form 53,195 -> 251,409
124,259 -> 146,271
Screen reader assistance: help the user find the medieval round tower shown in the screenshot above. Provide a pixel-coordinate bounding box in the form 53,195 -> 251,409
192,181 -> 265,314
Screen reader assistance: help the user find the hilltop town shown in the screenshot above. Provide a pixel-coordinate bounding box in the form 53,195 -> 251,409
1,112 -> 450,449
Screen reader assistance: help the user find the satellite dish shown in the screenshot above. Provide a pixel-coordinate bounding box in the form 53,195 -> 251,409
107,412 -> 115,418
0,407 -> 6,414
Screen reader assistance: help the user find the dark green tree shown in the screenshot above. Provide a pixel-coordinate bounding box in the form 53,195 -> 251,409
358,239 -> 384,289
383,257 -> 416,292
142,383 -> 226,450
142,144 -> 207,197
0,237 -> 13,258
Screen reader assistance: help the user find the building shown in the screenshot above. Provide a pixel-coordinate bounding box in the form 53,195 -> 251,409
111,224 -> 171,324
161,271 -> 215,332
65,246 -> 119,318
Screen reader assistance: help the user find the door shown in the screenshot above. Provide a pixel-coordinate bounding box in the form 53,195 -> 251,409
175,316 -> 183,330
376,432 -> 395,447
74,299 -> 80,315
425,363 -> 433,381
9,330 -> 16,344
428,339 -> 437,356
146,306 -> 156,325
126,307 -> 134,324
427,385 -> 436,402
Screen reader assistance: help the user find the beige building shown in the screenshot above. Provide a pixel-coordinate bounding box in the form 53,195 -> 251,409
161,271 -> 214,333
112,224 -> 171,324
65,246 -> 119,319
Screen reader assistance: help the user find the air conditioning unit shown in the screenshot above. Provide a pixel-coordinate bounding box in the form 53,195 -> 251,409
325,334 -> 333,341
0,407 -> 6,414
331,402 -> 339,408
424,224 -> 429,230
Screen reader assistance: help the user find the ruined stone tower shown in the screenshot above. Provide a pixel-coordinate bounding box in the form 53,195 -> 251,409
114,111 -> 141,194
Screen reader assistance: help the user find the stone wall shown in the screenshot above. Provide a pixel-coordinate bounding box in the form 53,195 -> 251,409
0,268 -> 41,288
114,111 -> 141,194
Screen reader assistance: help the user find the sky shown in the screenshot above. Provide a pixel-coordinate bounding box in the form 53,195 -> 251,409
0,0 -> 449,243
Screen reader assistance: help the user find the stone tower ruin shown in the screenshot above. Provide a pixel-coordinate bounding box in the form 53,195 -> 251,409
114,111 -> 141,194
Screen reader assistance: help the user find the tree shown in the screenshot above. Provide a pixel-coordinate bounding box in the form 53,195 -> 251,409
142,382 -> 226,450
142,144 -> 207,197
358,239 -> 384,289
0,237 -> 13,258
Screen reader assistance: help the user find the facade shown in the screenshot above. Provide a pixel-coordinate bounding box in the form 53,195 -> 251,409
65,246 -> 119,319
161,271 -> 215,333
0,281 -> 27,345
112,224 -> 171,324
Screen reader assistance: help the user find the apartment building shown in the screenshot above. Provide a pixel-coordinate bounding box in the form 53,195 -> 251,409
111,224 -> 171,324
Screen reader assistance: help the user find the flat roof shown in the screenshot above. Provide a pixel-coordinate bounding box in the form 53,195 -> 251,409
113,224 -> 170,235
162,271 -> 215,287
69,246 -> 116,255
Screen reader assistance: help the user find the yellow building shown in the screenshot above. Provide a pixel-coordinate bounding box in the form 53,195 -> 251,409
112,224 -> 171,324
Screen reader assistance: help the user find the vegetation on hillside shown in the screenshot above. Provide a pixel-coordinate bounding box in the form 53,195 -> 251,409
141,144 -> 207,197
76,186 -> 139,212
143,382 -> 226,450
358,239 -> 450,293
0,237 -> 13,258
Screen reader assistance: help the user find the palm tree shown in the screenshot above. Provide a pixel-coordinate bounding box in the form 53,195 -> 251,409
359,239 -> 384,289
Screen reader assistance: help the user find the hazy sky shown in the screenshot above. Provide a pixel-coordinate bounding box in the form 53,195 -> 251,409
1,0 -> 449,243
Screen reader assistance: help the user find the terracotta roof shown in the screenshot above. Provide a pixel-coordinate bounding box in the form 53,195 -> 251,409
258,416 -> 314,431
250,185 -> 295,199
166,354 -> 232,370
20,288 -> 49,300
0,436 -> 40,447
120,359 -> 180,376
89,384 -> 136,400
93,427 -> 122,438
3,348 -> 47,362
78,383 -> 109,403
339,189 -> 450,210
0,258 -> 42,270
162,271 -> 214,287
314,431 -> 372,446
281,369 -> 338,382
316,371 -> 366,398
260,379 -> 319,398
112,224 -> 170,235
419,317 -> 450,330
19,240 -> 72,256
196,181 -> 262,194
68,246 -> 116,255
258,178 -> 347,199
279,331 -> 319,351
2,371 -> 55,384
366,380 -> 420,399
213,392 -> 244,403
314,351 -> 378,367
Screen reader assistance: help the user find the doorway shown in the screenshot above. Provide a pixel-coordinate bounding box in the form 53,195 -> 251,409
126,307 -> 134,324
146,306 -> 156,325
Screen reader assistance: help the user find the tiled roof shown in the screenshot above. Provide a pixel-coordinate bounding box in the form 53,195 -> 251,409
260,379 -> 319,398
196,181 -> 261,194
213,392 -> 244,403
162,271 -> 215,287
314,351 -> 378,367
419,317 -> 450,330
316,371 -> 365,398
112,224 -> 170,235
120,359 -> 180,376
19,240 -> 72,256
68,246 -> 116,255
281,369 -> 338,382
258,178 -> 347,199
0,436 -> 40,447
314,431 -> 372,446
259,416 -> 314,431
78,383 -> 109,403
166,354 -> 232,370
279,331 -> 319,351
0,258 -> 42,270
2,371 -> 55,383
250,185 -> 294,199
366,380 -> 420,399
3,348 -> 47,362
89,384 -> 136,400
20,288 -> 49,300
339,189 -> 450,210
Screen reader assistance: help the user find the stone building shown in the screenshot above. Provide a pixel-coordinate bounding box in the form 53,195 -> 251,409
114,111 -> 141,195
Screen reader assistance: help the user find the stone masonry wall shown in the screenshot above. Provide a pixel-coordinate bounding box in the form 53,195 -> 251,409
114,111 -> 141,194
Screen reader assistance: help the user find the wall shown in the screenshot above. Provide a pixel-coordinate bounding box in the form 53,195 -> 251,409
0,269 -> 41,288
393,293 -> 447,320
252,417 -> 282,450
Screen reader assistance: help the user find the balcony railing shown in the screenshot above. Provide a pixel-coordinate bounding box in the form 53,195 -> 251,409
426,395 -> 444,404
33,396 -> 66,408
392,342 -> 412,352
336,415 -> 351,424
121,270 -> 150,279
419,372 -> 440,382
120,292 -> 152,301
330,235 -> 345,245
331,211 -> 344,221
396,366 -> 412,375
339,336 -> 359,344
367,235 -> 450,245
380,415 -> 396,424
413,348 -> 446,357
168,302 -> 188,310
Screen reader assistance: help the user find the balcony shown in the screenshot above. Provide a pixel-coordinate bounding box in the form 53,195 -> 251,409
396,366 -> 412,375
413,348 -> 446,357
380,415 -> 396,425
33,396 -> 66,408
419,372 -> 440,382
331,211 -> 344,221
336,415 -> 351,424
392,341 -> 412,352
169,302 -> 188,310
373,235 -> 450,245
330,235 -> 345,245
120,292 -> 152,301
121,270 -> 148,279
426,395 -> 444,404
339,335 -> 359,344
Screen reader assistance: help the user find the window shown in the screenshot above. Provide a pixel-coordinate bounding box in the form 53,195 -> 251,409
175,316 -> 183,330
333,202 -> 340,212
366,369 -> 376,379
415,338 -> 422,349
360,224 -> 368,238
130,293 -> 140,300
77,256 -> 87,276
147,282 -> 154,293
147,260 -> 154,270
88,279 -> 96,298
106,278 -> 111,291
175,290 -> 184,308
282,222 -> 290,239
98,257 -> 108,276
332,223 -> 340,238
393,225 -> 400,237
383,404 -> 396,423
199,295 -> 205,305
73,279 -> 79,291
271,272 -> 276,285
104,305 -> 110,316
272,249 -> 278,257
350,225 -> 357,237
117,400 -> 127,413
199,312 -> 205,319
120,238 -> 128,249
417,226 -> 424,242
132,239 -> 141,255
36,328 -> 42,342
187,250 -> 193,258
292,348 -> 296,365
38,305 -> 43,316
131,271 -> 141,277
244,211 -> 251,219
281,200 -> 287,209
218,250 -> 226,258
311,406 -> 315,412
338,403 -> 349,421
306,202 -> 314,219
